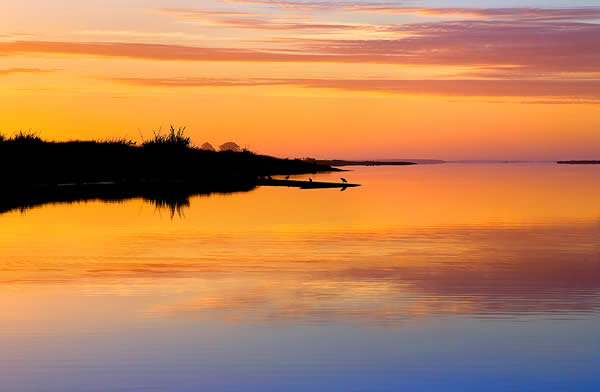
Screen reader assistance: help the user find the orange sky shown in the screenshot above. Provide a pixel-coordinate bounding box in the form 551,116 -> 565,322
0,0 -> 599,159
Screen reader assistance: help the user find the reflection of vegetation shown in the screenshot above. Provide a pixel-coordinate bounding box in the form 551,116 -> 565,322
0,183 -> 256,217
146,194 -> 191,219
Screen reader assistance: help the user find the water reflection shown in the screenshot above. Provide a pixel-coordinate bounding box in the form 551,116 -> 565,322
0,183 -> 256,216
1,164 -> 600,391
2,165 -> 600,322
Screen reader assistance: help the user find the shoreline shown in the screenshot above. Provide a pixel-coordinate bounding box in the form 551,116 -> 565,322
557,161 -> 600,165
315,160 -> 417,166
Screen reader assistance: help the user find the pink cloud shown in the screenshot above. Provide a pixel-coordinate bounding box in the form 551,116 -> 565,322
0,40 -> 328,62
157,8 -> 374,31
216,0 -> 396,11
1,18 -> 598,76
295,20 -> 600,72
156,8 -> 267,17
351,6 -> 600,21
214,1 -> 600,21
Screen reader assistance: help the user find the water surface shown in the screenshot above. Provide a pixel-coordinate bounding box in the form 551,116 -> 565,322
1,164 -> 599,391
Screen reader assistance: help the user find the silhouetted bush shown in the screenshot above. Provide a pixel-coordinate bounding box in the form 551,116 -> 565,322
219,142 -> 240,152
201,142 -> 216,151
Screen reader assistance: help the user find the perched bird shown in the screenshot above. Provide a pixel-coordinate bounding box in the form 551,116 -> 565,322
268,176 -> 273,180
340,178 -> 348,183
309,177 -> 313,182
285,175 -> 290,180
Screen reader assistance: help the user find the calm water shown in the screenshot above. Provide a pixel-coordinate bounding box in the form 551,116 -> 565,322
1,164 -> 600,391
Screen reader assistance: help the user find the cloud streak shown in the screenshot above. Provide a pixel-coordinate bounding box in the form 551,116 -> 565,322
157,8 -> 375,32
351,6 -> 600,20
1,18 -> 598,77
214,1 -> 600,21
216,0 -> 398,11
0,67 -> 55,75
113,76 -> 600,102
295,20 -> 600,73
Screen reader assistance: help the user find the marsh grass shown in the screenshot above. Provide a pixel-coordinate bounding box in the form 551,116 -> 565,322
1,130 -> 44,144
142,126 -> 191,148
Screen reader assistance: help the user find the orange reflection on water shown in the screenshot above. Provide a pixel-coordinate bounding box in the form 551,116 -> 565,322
1,164 -> 600,325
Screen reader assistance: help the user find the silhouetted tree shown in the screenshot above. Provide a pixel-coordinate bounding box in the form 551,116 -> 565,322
219,142 -> 241,152
201,142 -> 216,151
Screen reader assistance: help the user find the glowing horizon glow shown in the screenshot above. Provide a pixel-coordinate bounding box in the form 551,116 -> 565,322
0,0 -> 599,160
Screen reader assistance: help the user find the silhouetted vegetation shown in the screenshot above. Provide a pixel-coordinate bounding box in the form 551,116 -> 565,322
200,142 -> 216,152
0,127 -> 338,214
219,141 -> 241,152
3,130 -> 44,144
141,126 -> 191,149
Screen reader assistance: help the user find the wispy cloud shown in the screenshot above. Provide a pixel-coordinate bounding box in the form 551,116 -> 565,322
216,0 -> 400,11
0,67 -> 55,75
2,18 -> 598,77
351,6 -> 600,21
156,8 -> 268,18
213,1 -> 600,21
113,76 -> 600,102
156,8 -> 375,32
0,40 -> 319,62
294,20 -> 600,73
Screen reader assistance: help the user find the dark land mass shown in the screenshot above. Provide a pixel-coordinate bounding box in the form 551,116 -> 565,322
0,130 -> 353,214
557,161 -> 600,165
257,178 -> 359,189
449,160 -> 550,164
315,160 -> 417,167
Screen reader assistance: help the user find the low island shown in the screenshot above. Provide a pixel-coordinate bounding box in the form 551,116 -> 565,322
313,159 -> 417,167
557,161 -> 600,165
0,128 -> 358,214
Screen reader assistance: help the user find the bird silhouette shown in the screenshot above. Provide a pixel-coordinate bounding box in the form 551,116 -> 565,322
309,177 -> 313,182
340,178 -> 348,183
268,175 -> 273,180
285,175 -> 290,180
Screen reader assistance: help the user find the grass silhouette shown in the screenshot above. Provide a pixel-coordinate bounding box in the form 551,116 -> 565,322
141,126 -> 191,149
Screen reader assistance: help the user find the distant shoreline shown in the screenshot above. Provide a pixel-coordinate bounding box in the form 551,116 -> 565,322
315,160 -> 418,167
557,161 -> 600,165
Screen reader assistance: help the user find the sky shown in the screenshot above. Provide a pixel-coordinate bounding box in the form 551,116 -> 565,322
0,0 -> 599,160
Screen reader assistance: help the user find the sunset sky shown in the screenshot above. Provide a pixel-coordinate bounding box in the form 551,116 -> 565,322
1,0 -> 599,160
